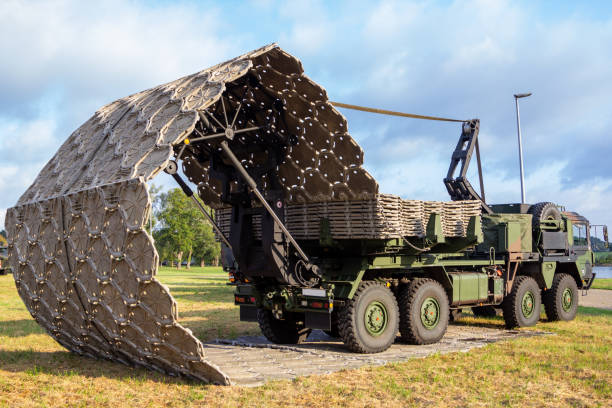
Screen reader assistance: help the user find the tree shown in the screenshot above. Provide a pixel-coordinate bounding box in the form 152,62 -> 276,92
0,230 -> 7,247
193,218 -> 221,267
153,188 -> 220,269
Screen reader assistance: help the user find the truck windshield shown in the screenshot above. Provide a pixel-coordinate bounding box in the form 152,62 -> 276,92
573,223 -> 588,247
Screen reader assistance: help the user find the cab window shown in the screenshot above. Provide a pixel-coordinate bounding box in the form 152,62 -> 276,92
573,223 -> 588,247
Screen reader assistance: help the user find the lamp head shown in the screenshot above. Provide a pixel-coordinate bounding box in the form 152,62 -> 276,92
514,92 -> 532,99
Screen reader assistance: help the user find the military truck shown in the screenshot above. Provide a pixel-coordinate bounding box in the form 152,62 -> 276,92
7,45 -> 608,382
218,119 -> 608,353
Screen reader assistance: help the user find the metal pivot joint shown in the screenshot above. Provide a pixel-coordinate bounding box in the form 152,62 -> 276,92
165,162 -> 233,251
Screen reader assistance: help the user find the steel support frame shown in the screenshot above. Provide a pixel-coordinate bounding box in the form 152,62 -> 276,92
219,141 -> 310,263
444,119 -> 492,214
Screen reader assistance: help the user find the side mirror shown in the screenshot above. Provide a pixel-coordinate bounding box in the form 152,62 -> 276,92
604,225 -> 609,249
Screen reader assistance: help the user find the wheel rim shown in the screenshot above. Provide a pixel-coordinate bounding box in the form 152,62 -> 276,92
561,287 -> 573,312
420,297 -> 440,329
364,301 -> 388,336
521,291 -> 535,318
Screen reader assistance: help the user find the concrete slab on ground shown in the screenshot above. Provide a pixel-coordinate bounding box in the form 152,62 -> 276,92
206,324 -> 549,386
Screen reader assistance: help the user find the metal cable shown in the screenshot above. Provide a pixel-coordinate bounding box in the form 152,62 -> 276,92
330,101 -> 465,123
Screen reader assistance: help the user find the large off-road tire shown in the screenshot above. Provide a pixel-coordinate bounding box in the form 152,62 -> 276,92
528,202 -> 562,230
502,276 -> 541,329
398,278 -> 450,345
472,305 -> 498,317
257,309 -> 311,344
543,273 -> 579,321
338,281 -> 399,353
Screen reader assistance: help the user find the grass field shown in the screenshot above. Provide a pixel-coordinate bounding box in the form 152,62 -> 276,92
1,266 -> 611,407
592,278 -> 612,290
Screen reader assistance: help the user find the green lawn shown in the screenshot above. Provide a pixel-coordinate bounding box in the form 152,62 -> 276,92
154,266 -> 261,341
592,278 -> 612,290
0,267 -> 610,407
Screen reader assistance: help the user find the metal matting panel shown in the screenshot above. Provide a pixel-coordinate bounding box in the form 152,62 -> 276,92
215,196 -> 482,240
5,179 -> 229,384
18,43 -> 377,209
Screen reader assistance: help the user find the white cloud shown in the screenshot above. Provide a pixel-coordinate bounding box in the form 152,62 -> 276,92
0,0 -> 237,107
278,0 -> 333,55
0,0 -> 248,220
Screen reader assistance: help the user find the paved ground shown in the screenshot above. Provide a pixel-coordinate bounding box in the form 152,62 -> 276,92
580,289 -> 612,310
205,325 -> 549,386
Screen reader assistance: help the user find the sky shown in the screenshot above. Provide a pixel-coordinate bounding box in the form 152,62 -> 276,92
1,0 -> 611,236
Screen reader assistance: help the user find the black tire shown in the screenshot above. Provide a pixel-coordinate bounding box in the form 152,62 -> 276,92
472,305 -> 497,317
257,309 -> 311,344
528,202 -> 561,230
502,276 -> 541,329
543,273 -> 579,321
398,279 -> 450,345
338,281 -> 399,353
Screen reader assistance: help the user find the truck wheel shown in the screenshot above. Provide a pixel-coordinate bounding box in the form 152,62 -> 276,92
502,276 -> 541,329
528,202 -> 561,230
257,309 -> 311,344
398,279 -> 449,345
338,281 -> 399,353
543,273 -> 578,321
472,305 -> 497,317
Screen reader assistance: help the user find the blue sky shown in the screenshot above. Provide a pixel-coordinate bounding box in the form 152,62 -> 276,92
1,0 -> 611,234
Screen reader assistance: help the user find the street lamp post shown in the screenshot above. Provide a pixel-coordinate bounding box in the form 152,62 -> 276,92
514,92 -> 532,204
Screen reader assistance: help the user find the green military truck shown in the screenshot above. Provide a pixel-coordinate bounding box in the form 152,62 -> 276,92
217,120 -> 607,353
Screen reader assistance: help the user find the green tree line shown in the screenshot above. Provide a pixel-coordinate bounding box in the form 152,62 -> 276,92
594,251 -> 612,265
151,186 -> 220,269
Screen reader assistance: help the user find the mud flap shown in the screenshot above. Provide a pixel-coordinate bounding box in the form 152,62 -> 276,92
239,305 -> 258,322
305,311 -> 331,330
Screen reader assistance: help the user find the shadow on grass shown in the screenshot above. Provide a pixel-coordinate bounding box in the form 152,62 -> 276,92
451,314 -> 506,330
0,319 -> 45,337
177,308 -> 235,318
577,306 -> 612,316
161,279 -> 229,287
168,287 -> 233,304
451,307 -> 611,331
0,349 -> 206,385
168,283 -> 230,292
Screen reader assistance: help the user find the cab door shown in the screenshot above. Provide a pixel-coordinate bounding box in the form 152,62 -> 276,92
571,222 -> 592,280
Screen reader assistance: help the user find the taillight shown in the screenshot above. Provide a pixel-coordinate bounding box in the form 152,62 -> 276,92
234,295 -> 256,305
